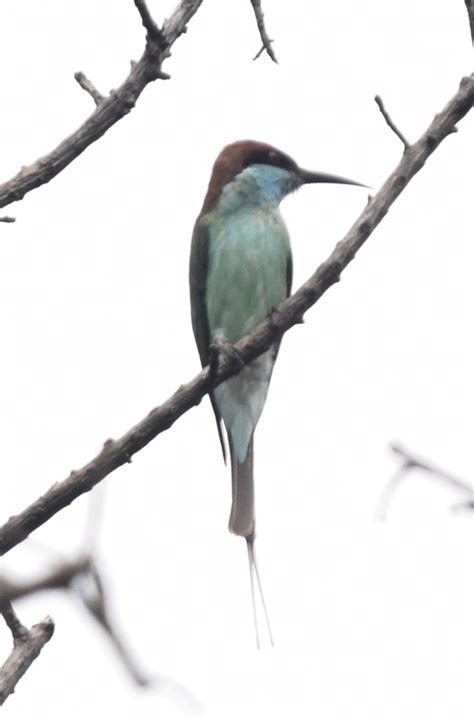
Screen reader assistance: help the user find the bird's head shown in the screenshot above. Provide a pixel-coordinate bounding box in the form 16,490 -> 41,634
200,140 -> 365,215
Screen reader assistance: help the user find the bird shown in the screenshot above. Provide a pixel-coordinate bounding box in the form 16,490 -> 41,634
189,140 -> 364,645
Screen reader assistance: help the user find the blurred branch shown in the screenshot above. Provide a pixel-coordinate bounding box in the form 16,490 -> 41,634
0,0 -> 203,211
0,73 -> 473,555
0,604 -> 54,706
250,0 -> 277,62
72,561 -> 149,687
0,216 -> 15,223
0,552 -> 148,687
375,95 -> 411,150
0,557 -> 90,605
377,442 -> 474,519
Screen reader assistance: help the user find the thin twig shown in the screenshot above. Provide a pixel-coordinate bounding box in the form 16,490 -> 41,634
0,0 -> 203,211
134,0 -> 164,42
375,464 -> 409,522
0,610 -> 54,706
375,95 -> 411,150
0,74 -> 472,556
74,72 -> 105,107
1,604 -> 28,643
250,0 -> 277,63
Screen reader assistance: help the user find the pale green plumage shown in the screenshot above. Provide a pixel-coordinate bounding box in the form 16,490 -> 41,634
205,207 -> 290,342
203,183 -> 291,464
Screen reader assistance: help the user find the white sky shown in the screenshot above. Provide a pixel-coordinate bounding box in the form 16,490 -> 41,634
0,0 -> 473,718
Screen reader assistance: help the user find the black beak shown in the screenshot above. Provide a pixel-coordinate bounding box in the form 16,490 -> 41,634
298,168 -> 368,188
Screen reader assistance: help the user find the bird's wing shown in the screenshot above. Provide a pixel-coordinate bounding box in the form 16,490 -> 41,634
189,217 -> 227,463
286,252 -> 293,296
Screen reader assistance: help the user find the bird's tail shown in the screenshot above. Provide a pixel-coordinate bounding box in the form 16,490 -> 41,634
228,435 -> 274,647
228,435 -> 255,538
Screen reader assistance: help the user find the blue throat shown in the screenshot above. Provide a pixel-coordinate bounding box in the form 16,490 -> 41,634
216,164 -> 299,213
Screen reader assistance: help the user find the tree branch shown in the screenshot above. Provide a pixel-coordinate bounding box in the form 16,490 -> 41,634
0,606 -> 54,706
0,73 -> 473,556
250,0 -> 277,63
0,0 -> 203,211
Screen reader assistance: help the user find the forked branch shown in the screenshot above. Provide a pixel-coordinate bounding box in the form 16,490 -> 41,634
0,0 -> 203,211
0,605 -> 54,706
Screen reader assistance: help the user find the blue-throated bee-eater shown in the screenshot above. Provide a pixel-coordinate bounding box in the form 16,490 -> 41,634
190,140 -> 364,645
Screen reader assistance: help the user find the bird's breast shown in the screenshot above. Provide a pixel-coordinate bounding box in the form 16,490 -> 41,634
205,207 -> 291,342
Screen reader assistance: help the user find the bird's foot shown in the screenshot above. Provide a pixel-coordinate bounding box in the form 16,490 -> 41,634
209,340 -> 244,382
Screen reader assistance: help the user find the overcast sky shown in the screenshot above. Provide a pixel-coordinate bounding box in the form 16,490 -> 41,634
1,0 -> 473,718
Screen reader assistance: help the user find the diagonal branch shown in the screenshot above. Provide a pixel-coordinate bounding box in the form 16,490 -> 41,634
0,73 -> 473,556
0,606 -> 54,706
0,0 -> 203,211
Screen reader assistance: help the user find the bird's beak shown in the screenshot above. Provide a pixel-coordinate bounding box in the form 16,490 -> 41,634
298,168 -> 368,188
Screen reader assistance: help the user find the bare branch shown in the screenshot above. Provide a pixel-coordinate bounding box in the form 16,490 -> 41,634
465,0 -> 474,44
0,607 -> 54,706
0,216 -> 15,223
0,73 -> 473,556
375,95 -> 411,150
74,71 -> 105,107
250,0 -> 277,63
0,0 -> 203,211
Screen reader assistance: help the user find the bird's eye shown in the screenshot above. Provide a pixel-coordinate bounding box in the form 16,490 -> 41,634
267,151 -> 278,163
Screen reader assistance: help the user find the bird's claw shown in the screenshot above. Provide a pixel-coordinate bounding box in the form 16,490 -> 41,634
209,340 -> 245,382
